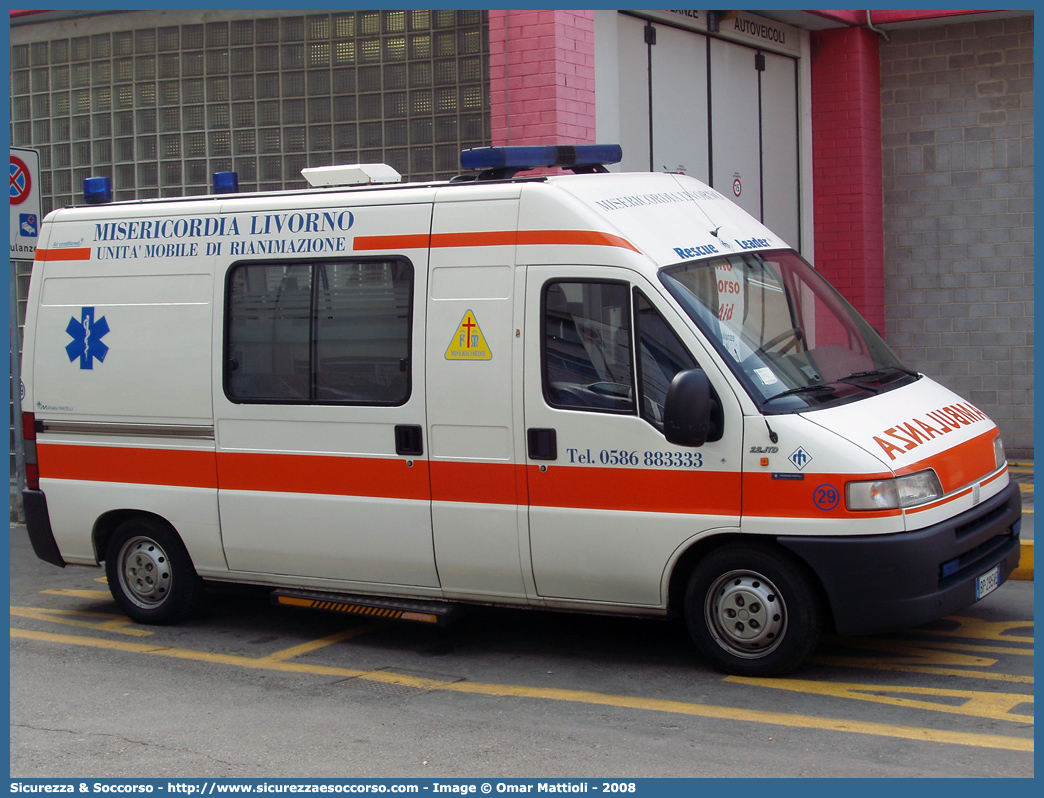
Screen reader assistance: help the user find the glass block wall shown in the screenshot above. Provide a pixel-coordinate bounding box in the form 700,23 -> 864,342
9,10 -> 490,500
10,10 -> 491,215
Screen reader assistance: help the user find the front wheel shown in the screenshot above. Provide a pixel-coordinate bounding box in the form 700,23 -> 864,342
105,518 -> 201,624
684,543 -> 821,676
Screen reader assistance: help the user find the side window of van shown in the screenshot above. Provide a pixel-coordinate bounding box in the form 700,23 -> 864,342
541,282 -> 700,428
226,259 -> 413,405
543,280 -> 635,413
635,291 -> 698,429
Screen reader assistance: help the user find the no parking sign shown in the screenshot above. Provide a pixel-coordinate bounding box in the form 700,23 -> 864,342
10,147 -> 41,258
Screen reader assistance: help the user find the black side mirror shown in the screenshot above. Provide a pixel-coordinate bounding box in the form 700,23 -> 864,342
663,369 -> 713,447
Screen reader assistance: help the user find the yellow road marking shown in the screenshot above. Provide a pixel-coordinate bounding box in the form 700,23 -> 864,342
264,624 -> 387,662
729,676 -> 1033,724
812,624 -> 1033,683
1011,540 -> 1033,580
809,657 -> 1033,684
9,627 -> 1032,753
822,638 -> 999,668
906,640 -> 1032,657
907,616 -> 1033,644
42,588 -> 114,600
11,606 -> 152,637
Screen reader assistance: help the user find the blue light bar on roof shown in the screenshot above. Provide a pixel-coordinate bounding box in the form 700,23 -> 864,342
213,171 -> 239,194
83,177 -> 113,205
460,144 -> 622,173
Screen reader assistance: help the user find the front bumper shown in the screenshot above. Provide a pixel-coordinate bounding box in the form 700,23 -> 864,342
778,482 -> 1021,636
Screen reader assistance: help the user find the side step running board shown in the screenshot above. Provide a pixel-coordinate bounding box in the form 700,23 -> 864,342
272,589 -> 464,626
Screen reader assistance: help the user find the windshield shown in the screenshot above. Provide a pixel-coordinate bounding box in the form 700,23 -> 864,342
661,250 -> 918,412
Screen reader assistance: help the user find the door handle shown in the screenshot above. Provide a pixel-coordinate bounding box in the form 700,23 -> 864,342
527,428 -> 557,461
395,425 -> 424,456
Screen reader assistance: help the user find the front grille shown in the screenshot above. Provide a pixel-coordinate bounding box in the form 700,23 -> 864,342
939,532 -> 1014,588
954,501 -> 1010,540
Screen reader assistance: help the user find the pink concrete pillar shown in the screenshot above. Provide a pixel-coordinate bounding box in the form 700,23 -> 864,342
488,10 -> 597,146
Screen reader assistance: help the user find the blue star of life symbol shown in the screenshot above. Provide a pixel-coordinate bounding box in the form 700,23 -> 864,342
65,307 -> 110,370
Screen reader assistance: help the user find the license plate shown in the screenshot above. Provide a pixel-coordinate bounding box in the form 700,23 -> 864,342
975,564 -> 1001,600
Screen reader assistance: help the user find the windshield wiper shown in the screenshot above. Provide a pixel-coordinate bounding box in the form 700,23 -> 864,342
761,383 -> 838,405
838,367 -> 920,388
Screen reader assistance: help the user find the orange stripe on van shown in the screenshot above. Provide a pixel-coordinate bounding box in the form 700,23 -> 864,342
904,486 -> 974,515
742,472 -> 901,520
216,452 -> 430,500
981,466 -> 1008,488
34,248 -> 92,262
892,429 -> 998,494
527,465 -> 742,515
353,234 -> 431,251
353,230 -> 639,253
429,460 -> 522,506
37,443 -> 217,489
515,230 -> 639,251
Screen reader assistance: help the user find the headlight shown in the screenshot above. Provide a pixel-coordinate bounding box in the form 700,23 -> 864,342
846,469 -> 943,511
994,435 -> 1007,470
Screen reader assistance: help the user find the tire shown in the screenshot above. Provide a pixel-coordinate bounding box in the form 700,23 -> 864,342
104,518 -> 202,625
684,543 -> 821,676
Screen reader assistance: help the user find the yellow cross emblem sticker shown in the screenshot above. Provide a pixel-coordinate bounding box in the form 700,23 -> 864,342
445,309 -> 492,360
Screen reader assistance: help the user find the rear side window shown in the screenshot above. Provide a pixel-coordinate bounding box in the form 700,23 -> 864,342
226,258 -> 413,405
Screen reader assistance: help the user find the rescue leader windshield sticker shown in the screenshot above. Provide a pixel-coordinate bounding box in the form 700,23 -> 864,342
445,310 -> 492,361
65,307 -> 109,370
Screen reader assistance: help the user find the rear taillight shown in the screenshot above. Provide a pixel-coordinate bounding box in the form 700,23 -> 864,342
22,412 -> 39,490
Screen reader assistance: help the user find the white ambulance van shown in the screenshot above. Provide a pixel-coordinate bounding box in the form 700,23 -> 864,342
20,145 -> 1021,675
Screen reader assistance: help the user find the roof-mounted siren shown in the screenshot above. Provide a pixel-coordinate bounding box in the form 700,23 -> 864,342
301,163 -> 402,188
213,171 -> 239,194
459,144 -> 623,181
83,176 -> 113,205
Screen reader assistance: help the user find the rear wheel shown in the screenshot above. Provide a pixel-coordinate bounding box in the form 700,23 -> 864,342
105,518 -> 201,624
685,543 -> 821,676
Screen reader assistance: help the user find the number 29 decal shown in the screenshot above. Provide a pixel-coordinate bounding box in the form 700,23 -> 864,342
813,483 -> 840,511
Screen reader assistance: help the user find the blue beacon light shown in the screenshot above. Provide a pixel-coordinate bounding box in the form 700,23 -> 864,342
82,176 -> 113,205
212,171 -> 240,194
460,144 -> 622,177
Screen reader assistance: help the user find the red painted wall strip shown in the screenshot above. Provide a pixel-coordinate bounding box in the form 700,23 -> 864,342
810,26 -> 885,331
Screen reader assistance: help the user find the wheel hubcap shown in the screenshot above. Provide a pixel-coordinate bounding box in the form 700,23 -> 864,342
705,569 -> 787,659
118,536 -> 171,608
